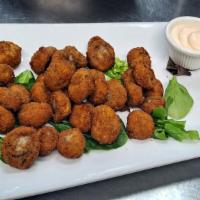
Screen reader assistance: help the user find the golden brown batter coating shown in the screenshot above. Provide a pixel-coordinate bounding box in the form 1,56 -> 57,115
0,106 -> 15,134
105,79 -> 127,111
89,69 -> 108,105
127,110 -> 155,139
122,69 -> 144,107
0,64 -> 14,85
9,84 -> 31,104
18,102 -> 53,128
69,103 -> 94,133
51,90 -> 71,122
141,96 -> 165,114
0,87 -> 21,111
0,41 -> 21,68
30,46 -> 56,75
91,105 -> 120,144
57,128 -> 85,158
31,74 -> 51,103
133,63 -> 155,89
63,46 -> 87,68
87,36 -> 115,71
2,126 -> 40,169
145,79 -> 164,97
44,50 -> 76,91
37,126 -> 58,156
68,68 -> 94,104
127,47 -> 151,69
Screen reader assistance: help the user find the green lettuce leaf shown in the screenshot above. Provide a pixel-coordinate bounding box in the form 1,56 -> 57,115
105,58 -> 128,80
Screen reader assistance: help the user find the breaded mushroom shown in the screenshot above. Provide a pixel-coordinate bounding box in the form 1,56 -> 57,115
122,69 -> 144,106
30,46 -> 56,75
127,47 -> 151,69
0,41 -> 21,68
9,84 -> 31,104
0,106 -> 15,134
31,74 -> 51,103
57,128 -> 85,158
69,103 -> 94,133
141,96 -> 165,114
37,126 -> 58,156
2,126 -> 40,169
68,68 -> 94,104
87,36 -> 115,71
0,64 -> 14,85
18,102 -> 53,128
51,90 -> 71,122
145,79 -> 164,97
91,105 -> 120,144
63,46 -> 87,68
133,63 -> 155,89
89,69 -> 108,105
44,50 -> 76,91
105,79 -> 127,111
0,87 -> 21,111
127,110 -> 155,139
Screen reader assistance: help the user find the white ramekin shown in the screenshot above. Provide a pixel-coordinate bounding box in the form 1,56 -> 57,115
166,16 -> 200,70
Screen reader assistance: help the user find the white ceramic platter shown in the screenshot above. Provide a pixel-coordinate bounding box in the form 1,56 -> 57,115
0,23 -> 200,200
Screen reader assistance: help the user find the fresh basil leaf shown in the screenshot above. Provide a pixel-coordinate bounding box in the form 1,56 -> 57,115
153,128 -> 167,140
84,120 -> 128,153
164,119 -> 186,130
0,137 -> 4,162
105,58 -> 128,80
49,120 -> 72,132
164,76 -> 193,119
152,107 -> 167,120
15,70 -> 36,90
164,123 -> 199,141
186,130 -> 200,140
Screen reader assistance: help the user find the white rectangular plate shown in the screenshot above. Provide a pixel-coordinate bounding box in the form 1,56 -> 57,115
0,23 -> 200,200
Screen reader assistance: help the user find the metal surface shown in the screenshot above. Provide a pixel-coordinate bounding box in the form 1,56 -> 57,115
0,0 -> 200,199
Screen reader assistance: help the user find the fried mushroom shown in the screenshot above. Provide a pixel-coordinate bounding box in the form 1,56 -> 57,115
57,128 -> 85,158
91,105 -> 120,144
0,87 -> 21,111
63,46 -> 87,68
18,102 -> 53,128
9,84 -> 31,104
2,126 -> 40,169
69,103 -> 94,133
141,96 -> 165,114
44,50 -> 76,91
31,74 -> 51,103
127,47 -> 151,69
0,106 -> 15,134
122,69 -> 144,106
105,79 -> 127,111
89,69 -> 108,105
68,68 -> 94,103
37,126 -> 58,156
51,90 -> 71,122
0,64 -> 14,85
87,36 -> 115,71
127,110 -> 155,139
0,41 -> 21,68
133,63 -> 155,89
30,46 -> 56,75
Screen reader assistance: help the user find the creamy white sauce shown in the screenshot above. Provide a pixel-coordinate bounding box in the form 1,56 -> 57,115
171,22 -> 200,51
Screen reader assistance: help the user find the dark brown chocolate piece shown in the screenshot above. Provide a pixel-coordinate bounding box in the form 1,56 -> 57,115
166,58 -> 191,76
